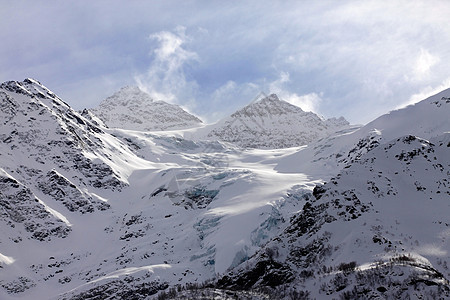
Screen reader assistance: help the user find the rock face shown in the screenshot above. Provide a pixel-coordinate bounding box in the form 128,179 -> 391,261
0,168 -> 71,242
0,78 -> 128,190
90,86 -> 203,131
0,79 -> 165,299
0,79 -> 130,243
204,94 -> 350,149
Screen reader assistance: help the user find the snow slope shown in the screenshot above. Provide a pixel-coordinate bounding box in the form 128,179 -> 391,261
218,133 -> 450,299
276,88 -> 450,175
90,86 -> 203,131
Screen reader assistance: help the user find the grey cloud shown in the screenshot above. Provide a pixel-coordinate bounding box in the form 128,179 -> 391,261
1,1 -> 450,123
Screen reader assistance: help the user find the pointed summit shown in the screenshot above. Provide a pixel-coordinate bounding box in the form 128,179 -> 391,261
0,78 -> 71,110
255,93 -> 279,102
247,93 -> 281,106
205,94 -> 350,149
90,87 -> 202,131
232,93 -> 307,119
262,93 -> 280,101
108,86 -> 153,106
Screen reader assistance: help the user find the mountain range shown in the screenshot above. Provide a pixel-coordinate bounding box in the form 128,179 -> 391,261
0,79 -> 448,299
91,88 -> 352,149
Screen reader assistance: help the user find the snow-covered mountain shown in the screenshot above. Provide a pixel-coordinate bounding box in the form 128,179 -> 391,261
217,133 -> 450,299
0,79 -> 157,298
90,86 -> 202,131
198,93 -> 351,149
204,90 -> 450,299
0,79 -> 449,299
0,79 -> 312,299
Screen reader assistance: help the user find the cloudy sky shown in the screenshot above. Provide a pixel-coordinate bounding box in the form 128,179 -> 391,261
1,0 -> 450,124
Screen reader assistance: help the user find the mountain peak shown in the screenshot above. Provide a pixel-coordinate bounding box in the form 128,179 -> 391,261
232,94 -> 304,119
261,93 -> 280,102
117,85 -> 147,95
2,78 -> 47,92
23,77 -> 43,86
90,87 -> 202,131
105,86 -> 154,107
0,78 -> 71,110
205,94 -> 350,149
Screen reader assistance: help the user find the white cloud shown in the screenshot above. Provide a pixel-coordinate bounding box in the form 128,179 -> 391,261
269,72 -> 322,112
283,92 -> 323,113
204,80 -> 260,122
211,80 -> 237,104
413,48 -> 440,80
397,77 -> 450,109
134,26 -> 199,105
